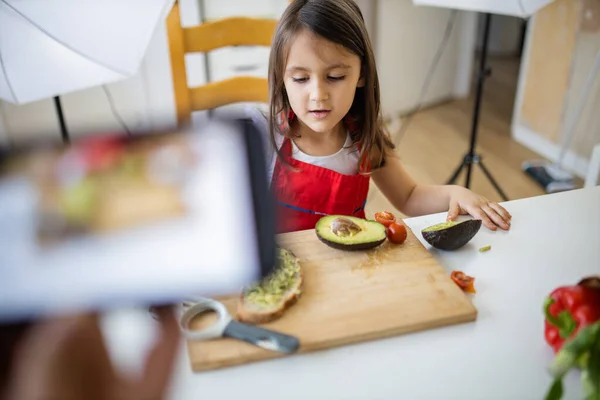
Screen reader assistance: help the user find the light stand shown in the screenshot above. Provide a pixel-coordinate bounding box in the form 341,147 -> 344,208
445,13 -> 509,201
53,96 -> 70,144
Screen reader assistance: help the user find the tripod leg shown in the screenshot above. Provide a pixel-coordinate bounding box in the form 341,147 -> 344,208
478,161 -> 509,201
446,160 -> 466,185
464,160 -> 473,189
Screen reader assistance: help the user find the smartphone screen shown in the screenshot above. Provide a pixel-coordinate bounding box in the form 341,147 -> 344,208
0,118 -> 276,323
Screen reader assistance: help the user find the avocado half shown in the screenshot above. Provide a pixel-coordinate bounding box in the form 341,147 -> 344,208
421,219 -> 482,251
315,215 -> 387,251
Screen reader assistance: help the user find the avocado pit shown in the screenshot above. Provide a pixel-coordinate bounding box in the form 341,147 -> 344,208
331,217 -> 362,237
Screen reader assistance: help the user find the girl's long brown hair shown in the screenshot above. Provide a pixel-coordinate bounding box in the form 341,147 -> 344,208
267,0 -> 395,173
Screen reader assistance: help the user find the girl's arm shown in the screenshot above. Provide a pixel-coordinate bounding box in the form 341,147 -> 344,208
371,154 -> 511,231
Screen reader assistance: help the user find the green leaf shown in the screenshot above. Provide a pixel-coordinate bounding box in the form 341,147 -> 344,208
551,351 -> 579,378
584,327 -> 600,399
545,378 -> 563,400
584,391 -> 600,400
578,352 -> 591,370
583,371 -> 600,400
551,323 -> 600,378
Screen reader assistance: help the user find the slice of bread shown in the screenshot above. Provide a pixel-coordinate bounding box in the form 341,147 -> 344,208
236,248 -> 303,324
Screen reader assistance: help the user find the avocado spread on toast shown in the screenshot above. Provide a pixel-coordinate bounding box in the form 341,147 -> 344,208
244,248 -> 301,307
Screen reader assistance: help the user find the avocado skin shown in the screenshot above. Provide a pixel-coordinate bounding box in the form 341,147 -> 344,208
421,219 -> 482,251
315,215 -> 387,251
316,234 -> 386,251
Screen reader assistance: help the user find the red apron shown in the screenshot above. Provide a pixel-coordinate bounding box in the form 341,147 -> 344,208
270,135 -> 371,234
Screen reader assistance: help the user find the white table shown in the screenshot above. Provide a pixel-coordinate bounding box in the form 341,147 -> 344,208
101,186 -> 600,400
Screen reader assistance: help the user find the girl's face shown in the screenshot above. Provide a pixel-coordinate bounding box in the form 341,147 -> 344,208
283,29 -> 364,135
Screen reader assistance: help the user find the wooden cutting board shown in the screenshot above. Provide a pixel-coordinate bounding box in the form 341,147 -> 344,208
186,224 -> 477,372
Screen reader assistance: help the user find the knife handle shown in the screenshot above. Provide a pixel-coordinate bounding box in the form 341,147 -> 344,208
223,320 -> 300,354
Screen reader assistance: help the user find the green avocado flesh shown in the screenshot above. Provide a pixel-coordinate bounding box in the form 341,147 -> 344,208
421,219 -> 481,251
422,221 -> 460,232
315,215 -> 387,251
244,248 -> 300,307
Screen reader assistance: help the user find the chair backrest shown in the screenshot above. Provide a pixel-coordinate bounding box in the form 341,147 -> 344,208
166,0 -> 278,127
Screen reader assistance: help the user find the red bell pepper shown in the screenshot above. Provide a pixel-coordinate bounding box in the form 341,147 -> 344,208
544,276 -> 600,354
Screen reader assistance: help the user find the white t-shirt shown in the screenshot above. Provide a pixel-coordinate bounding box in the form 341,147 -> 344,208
245,106 -> 361,184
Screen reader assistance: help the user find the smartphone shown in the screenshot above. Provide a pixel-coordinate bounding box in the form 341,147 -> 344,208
0,117 -> 276,323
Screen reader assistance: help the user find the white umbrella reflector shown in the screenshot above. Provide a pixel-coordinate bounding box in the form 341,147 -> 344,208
0,0 -> 175,105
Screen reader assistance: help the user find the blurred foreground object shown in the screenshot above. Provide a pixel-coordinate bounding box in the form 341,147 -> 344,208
2,306 -> 180,400
0,117 -> 276,324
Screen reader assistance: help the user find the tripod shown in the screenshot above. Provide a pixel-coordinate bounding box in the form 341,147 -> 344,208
446,13 -> 509,202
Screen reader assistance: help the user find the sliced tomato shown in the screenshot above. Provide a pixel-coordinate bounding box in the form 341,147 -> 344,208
451,271 -> 476,293
386,222 -> 407,244
375,211 -> 396,227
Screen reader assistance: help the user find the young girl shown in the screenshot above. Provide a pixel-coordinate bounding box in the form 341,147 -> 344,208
247,0 -> 512,234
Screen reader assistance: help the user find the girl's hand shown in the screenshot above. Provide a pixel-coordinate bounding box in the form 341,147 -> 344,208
447,186 -> 511,231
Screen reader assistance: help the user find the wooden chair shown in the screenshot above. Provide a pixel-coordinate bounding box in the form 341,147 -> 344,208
166,0 -> 279,127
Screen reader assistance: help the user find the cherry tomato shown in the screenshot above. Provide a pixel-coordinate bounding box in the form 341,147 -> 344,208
386,221 -> 407,244
375,211 -> 396,227
451,271 -> 476,293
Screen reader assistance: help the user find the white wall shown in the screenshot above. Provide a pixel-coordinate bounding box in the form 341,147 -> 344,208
375,0 -> 477,119
354,0 -> 377,49
0,0 -> 477,143
0,97 -> 60,144
476,14 -> 525,57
